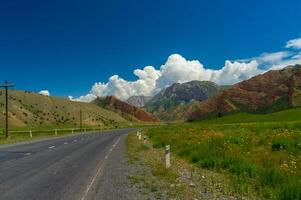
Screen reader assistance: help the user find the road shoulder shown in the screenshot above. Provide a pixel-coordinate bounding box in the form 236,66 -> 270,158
126,131 -> 245,200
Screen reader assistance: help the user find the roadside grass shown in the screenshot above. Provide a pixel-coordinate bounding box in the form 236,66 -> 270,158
0,120 -> 162,145
0,123 -> 137,144
126,132 -> 252,199
0,128 -> 84,144
146,109 -> 301,200
126,132 -> 194,199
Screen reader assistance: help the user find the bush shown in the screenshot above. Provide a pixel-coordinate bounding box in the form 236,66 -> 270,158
272,139 -> 288,151
272,137 -> 301,154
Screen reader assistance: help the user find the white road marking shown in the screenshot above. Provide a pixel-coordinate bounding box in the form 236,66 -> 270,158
48,146 -> 55,149
24,153 -> 31,156
73,140 -> 77,142
80,137 -> 121,200
64,142 -> 68,145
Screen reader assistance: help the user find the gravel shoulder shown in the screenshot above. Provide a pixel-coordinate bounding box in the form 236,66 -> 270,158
125,131 -> 247,200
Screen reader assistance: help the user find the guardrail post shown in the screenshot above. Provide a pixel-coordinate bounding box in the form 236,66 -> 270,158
165,145 -> 171,168
29,130 -> 32,138
55,129 -> 57,136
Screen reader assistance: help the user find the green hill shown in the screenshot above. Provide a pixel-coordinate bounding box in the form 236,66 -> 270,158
146,107 -> 301,199
0,90 -> 127,129
200,106 -> 301,125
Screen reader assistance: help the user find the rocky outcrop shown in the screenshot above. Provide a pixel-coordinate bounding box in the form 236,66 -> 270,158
145,81 -> 220,120
126,96 -> 152,107
94,96 -> 159,122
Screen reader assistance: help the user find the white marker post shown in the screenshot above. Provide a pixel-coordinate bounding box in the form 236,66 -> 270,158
165,145 -> 171,168
55,129 -> 58,136
138,132 -> 142,140
29,130 -> 33,138
72,128 -> 74,134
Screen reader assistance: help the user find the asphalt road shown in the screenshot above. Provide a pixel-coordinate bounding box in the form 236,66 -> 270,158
0,129 -> 141,200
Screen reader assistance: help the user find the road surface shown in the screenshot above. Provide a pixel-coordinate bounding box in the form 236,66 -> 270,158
0,129 -> 141,200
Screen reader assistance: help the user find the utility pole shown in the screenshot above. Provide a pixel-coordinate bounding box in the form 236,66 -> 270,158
0,80 -> 15,138
79,109 -> 82,131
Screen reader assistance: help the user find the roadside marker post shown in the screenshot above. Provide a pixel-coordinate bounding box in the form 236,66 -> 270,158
138,132 -> 142,140
72,129 -> 74,134
55,129 -> 58,136
165,145 -> 171,168
29,130 -> 32,138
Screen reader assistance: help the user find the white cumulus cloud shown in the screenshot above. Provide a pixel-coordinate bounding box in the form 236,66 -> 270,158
70,37 -> 301,102
285,37 -> 301,49
156,54 -> 260,87
39,90 -> 50,96
73,54 -> 262,102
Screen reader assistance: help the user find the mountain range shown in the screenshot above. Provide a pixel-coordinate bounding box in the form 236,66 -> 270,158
189,64 -> 301,121
0,91 -> 158,129
144,81 -> 221,120
2,64 -> 300,128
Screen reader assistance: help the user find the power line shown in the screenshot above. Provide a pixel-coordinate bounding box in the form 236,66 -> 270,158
0,80 -> 15,138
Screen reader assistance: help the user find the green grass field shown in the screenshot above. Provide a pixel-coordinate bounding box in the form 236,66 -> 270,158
0,125 -> 118,144
146,107 -> 301,199
0,120 -> 162,144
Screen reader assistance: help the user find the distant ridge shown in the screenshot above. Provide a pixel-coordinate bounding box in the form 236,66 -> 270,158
145,80 -> 220,120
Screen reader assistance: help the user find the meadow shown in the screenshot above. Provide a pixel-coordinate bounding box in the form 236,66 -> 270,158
146,108 -> 301,199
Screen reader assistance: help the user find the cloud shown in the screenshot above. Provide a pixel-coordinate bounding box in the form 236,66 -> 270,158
285,37 -> 301,49
156,54 -> 260,87
269,53 -> 301,70
71,37 -> 301,102
73,54 -> 262,102
39,90 -> 50,96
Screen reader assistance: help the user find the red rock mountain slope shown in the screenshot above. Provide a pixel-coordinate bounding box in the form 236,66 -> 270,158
93,96 -> 159,122
189,64 -> 301,121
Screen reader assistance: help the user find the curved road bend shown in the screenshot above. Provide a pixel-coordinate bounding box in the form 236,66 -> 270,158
0,128 -> 141,200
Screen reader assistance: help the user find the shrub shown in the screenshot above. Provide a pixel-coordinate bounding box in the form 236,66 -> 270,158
272,139 -> 288,151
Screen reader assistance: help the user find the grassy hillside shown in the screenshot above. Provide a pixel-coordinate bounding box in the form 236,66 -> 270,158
146,108 -> 301,199
202,106 -> 301,124
0,90 -> 127,129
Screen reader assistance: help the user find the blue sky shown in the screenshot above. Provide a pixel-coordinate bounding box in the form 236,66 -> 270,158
1,0 -> 301,99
